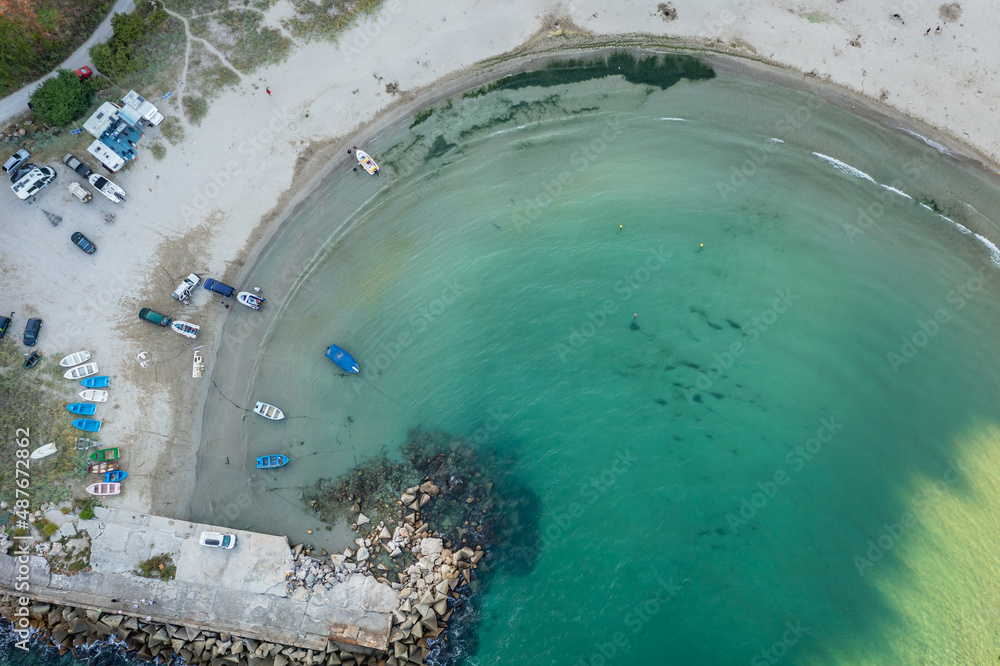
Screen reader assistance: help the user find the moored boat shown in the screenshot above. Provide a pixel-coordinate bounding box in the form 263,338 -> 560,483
67,402 -> 97,416
237,292 -> 265,310
73,418 -> 101,432
59,350 -> 91,367
89,447 -> 118,461
104,470 -> 127,483
325,344 -> 360,373
193,350 -> 205,378
253,401 -> 284,421
171,320 -> 199,338
76,437 -> 99,450
30,443 -> 57,459
87,461 -> 118,474
79,389 -> 109,402
81,376 -> 109,388
65,363 -> 99,379
23,351 -> 41,369
256,454 -> 290,469
355,149 -> 380,175
86,482 -> 120,496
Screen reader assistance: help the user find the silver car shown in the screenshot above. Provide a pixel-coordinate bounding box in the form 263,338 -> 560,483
2,149 -> 30,174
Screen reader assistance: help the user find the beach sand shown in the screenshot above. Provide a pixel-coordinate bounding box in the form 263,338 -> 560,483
0,0 -> 997,518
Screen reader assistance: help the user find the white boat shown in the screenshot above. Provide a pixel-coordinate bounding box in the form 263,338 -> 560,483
355,149 -> 379,175
254,401 -> 285,421
237,292 -> 265,311
88,174 -> 126,204
30,443 -> 57,459
171,320 -> 199,339
192,350 -> 205,378
59,350 -> 92,368
64,362 -> 99,379
79,389 -> 109,402
86,482 -> 120,496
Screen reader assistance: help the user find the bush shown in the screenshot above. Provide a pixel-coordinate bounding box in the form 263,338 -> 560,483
29,69 -> 92,126
150,142 -> 166,159
42,521 -> 59,538
79,506 -> 94,520
89,12 -> 150,81
136,554 -> 176,581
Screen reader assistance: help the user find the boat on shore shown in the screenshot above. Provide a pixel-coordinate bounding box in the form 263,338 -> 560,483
171,320 -> 200,338
86,482 -> 120,496
79,389 -> 108,402
237,292 -> 265,310
76,437 -> 99,450
253,401 -> 284,421
193,350 -> 205,378
104,470 -> 127,483
89,448 -> 118,461
67,402 -> 96,416
87,461 -> 118,474
23,351 -> 41,369
325,344 -> 360,373
355,149 -> 380,175
73,418 -> 101,432
30,443 -> 57,459
65,363 -> 98,379
81,376 -> 109,388
59,350 -> 91,367
256,454 -> 289,469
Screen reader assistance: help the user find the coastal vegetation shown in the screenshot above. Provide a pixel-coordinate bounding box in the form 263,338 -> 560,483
90,7 -> 168,82
136,554 -> 176,581
28,69 -> 95,126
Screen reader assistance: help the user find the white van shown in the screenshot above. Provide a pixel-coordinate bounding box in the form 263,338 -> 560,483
11,166 -> 56,200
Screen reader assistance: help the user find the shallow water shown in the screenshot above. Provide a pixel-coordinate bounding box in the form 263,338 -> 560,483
22,54 -> 1000,665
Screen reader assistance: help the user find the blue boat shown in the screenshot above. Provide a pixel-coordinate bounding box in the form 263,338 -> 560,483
72,419 -> 101,432
104,470 -> 127,483
325,345 -> 360,374
81,376 -> 110,388
66,402 -> 96,416
256,455 -> 289,469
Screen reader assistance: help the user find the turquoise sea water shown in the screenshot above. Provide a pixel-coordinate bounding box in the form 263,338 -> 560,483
17,55 -> 1000,665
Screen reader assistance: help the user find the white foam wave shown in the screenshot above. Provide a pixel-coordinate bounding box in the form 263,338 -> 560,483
975,234 -> 1000,267
899,127 -> 953,156
770,138 -> 784,143
880,184 -> 913,200
937,214 -> 971,235
660,117 -> 686,121
919,203 -> 934,212
812,152 -> 877,183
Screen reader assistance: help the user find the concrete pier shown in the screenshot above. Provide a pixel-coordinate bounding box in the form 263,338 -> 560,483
0,508 -> 397,651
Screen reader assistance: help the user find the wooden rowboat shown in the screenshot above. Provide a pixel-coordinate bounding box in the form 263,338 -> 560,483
67,402 -> 96,416
86,482 -> 120,496
79,389 -> 109,402
30,443 -> 57,459
81,376 -> 109,388
253,402 -> 284,421
60,350 -> 91,367
104,470 -> 127,483
256,454 -> 289,469
89,448 -> 118,462
65,363 -> 99,379
87,461 -> 118,474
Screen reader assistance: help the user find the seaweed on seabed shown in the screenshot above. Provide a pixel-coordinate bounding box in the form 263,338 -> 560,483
466,52 -> 715,97
425,135 -> 457,162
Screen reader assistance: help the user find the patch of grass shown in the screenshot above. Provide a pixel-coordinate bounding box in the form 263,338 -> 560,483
41,521 -> 59,538
801,12 -> 830,24
149,142 -> 166,159
190,10 -> 292,73
159,116 -> 184,145
192,64 -> 241,99
285,0 -> 384,41
182,95 -> 209,125
135,554 -> 176,581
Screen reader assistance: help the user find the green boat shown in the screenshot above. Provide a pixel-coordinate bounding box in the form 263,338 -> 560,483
89,448 -> 119,462
23,352 -> 41,369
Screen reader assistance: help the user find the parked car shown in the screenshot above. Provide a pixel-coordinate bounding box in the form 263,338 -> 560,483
71,232 -> 96,254
11,166 -> 56,200
2,149 -> 30,174
68,182 -> 92,203
172,274 -> 200,302
62,153 -> 94,179
0,313 -> 11,341
203,278 -> 235,298
138,308 -> 171,327
199,531 -> 236,549
23,318 -> 42,346
75,66 -> 92,81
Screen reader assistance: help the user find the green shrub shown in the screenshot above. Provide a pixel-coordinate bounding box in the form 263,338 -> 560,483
79,506 -> 94,520
37,7 -> 59,32
182,95 -> 208,125
136,554 -> 176,581
42,521 -> 59,538
89,11 -> 152,81
29,69 -> 93,126
150,142 -> 166,159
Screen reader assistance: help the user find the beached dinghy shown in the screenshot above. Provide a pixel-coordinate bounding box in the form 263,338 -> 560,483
73,419 -> 102,432
65,363 -> 98,379
253,401 -> 285,421
23,351 -> 41,369
256,454 -> 289,469
76,437 -> 99,450
89,448 -> 118,461
237,292 -> 265,310
170,320 -> 199,338
86,482 -> 120,496
66,402 -> 97,416
59,350 -> 91,367
104,470 -> 127,483
79,389 -> 109,402
355,149 -> 380,175
87,461 -> 118,474
81,375 -> 109,388
325,344 -> 360,373
30,443 -> 57,459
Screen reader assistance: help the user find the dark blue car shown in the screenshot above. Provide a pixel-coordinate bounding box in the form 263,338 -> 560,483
203,278 -> 235,298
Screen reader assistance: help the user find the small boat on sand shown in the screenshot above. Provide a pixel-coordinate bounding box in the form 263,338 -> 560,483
87,461 -> 118,474
30,443 -> 57,459
192,350 -> 205,378
256,454 -> 289,469
355,149 -> 380,175
104,470 -> 127,483
73,419 -> 101,432
23,351 -> 41,369
325,344 -> 360,373
81,376 -> 109,388
60,351 -> 91,367
253,402 -> 284,421
65,363 -> 98,379
67,402 -> 96,416
89,448 -> 118,461
79,389 -> 109,402
237,292 -> 265,310
76,437 -> 99,450
86,482 -> 120,496
171,320 -> 199,338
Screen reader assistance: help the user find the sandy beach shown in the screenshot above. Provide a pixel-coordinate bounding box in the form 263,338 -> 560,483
0,0 -> 998,520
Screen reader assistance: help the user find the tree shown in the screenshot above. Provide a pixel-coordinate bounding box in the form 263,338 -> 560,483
28,69 -> 92,126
